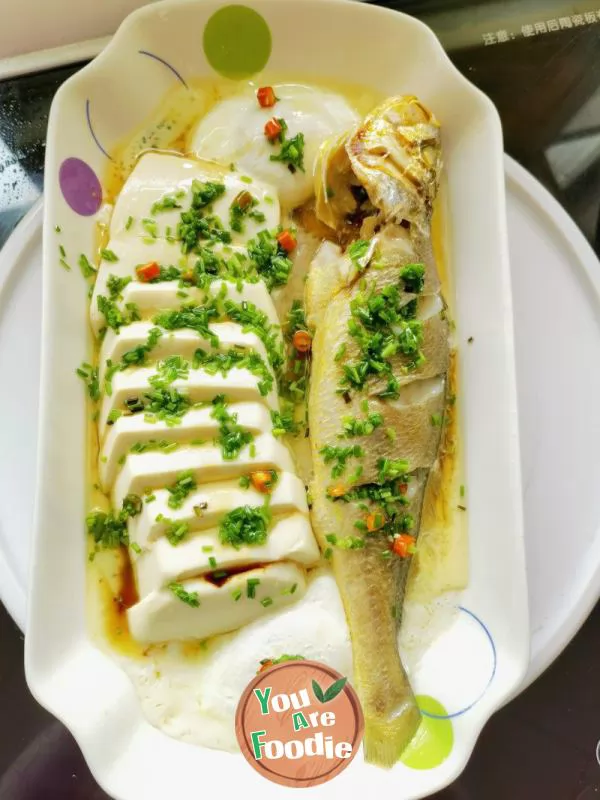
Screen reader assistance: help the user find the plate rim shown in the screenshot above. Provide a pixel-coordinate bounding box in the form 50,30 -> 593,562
26,2 -> 528,794
0,197 -> 43,632
503,154 -> 600,690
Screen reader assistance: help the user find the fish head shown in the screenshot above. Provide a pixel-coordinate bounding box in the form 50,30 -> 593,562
346,96 -> 441,229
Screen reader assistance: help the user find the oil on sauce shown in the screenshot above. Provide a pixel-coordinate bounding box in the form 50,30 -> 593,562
408,191 -> 468,602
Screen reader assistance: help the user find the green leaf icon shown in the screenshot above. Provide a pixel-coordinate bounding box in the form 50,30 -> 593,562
312,679 -> 325,703
312,676 -> 348,703
323,676 -> 347,703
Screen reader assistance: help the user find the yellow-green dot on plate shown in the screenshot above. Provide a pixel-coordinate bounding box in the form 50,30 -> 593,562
203,5 -> 271,79
400,695 -> 454,770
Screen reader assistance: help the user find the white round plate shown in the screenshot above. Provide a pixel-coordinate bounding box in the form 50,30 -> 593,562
1,157 -> 599,686
0,199 -> 41,631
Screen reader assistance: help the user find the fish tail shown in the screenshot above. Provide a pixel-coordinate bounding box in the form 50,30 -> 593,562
363,702 -> 421,767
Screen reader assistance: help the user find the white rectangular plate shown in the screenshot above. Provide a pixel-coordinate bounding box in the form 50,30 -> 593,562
26,1 -> 529,798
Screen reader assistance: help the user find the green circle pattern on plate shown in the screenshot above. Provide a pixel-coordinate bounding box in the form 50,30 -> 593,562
400,696 -> 454,770
203,5 -> 272,79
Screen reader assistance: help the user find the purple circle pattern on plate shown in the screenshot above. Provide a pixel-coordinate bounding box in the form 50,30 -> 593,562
58,158 -> 102,216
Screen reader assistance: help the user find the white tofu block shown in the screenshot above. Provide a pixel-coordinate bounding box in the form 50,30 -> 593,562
99,321 -> 272,383
113,434 -> 294,506
91,152 -> 280,337
135,514 -> 319,597
99,365 -> 278,438
127,562 -> 305,643
109,152 -> 279,246
129,470 -> 308,548
99,402 -> 272,490
91,278 -> 282,338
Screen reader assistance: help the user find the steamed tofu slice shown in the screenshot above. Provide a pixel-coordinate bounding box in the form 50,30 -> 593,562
91,152 -> 280,332
99,365 -> 278,438
99,403 -> 272,490
129,470 -> 308,549
109,153 -> 280,246
99,321 -> 272,383
127,562 -> 305,643
89,242 -> 249,337
135,514 -> 319,597
113,434 -> 294,507
123,279 -> 280,327
91,276 -> 282,338
90,237 -> 192,336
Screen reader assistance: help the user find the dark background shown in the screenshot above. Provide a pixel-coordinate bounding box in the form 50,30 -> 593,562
0,1 -> 599,797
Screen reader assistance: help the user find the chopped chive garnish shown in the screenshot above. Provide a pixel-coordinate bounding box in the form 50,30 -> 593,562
210,396 -> 254,461
220,505 -> 270,549
166,469 -> 197,509
151,192 -> 184,215
78,253 -> 97,279
168,581 -> 200,607
268,118 -> 305,173
86,493 -> 142,550
101,249 -> 119,262
76,362 -> 100,401
334,343 -> 346,362
142,218 -> 159,238
165,520 -> 190,546
320,444 -> 364,479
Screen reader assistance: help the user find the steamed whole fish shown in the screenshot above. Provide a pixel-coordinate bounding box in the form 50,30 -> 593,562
307,96 -> 449,766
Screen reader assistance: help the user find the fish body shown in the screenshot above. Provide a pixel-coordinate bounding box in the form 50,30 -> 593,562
307,97 -> 449,766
